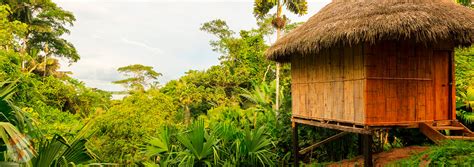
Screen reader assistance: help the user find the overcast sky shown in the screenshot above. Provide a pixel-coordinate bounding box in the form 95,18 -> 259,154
54,0 -> 331,91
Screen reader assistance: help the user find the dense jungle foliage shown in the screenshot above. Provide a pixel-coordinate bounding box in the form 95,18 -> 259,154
0,0 -> 473,166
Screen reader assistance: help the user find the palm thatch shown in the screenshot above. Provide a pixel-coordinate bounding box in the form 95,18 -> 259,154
266,0 -> 474,62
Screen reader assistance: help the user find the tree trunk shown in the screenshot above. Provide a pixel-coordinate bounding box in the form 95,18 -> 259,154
275,2 -> 283,113
184,105 -> 191,124
43,44 -> 49,77
276,62 -> 280,111
20,38 -> 28,71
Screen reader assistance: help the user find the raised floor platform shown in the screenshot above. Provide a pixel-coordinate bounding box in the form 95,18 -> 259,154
292,118 -> 474,167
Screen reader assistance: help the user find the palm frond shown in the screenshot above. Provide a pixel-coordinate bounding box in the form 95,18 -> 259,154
239,126 -> 275,166
0,80 -> 17,101
32,123 -> 98,167
284,0 -> 308,16
0,122 -> 35,162
60,138 -> 97,165
145,126 -> 172,157
32,135 -> 68,166
458,110 -> 474,124
0,78 -> 36,134
457,86 -> 474,124
253,0 -> 278,19
176,119 -> 218,165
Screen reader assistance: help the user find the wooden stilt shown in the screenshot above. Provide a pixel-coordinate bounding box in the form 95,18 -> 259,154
358,134 -> 363,155
363,134 -> 373,167
292,121 -> 299,166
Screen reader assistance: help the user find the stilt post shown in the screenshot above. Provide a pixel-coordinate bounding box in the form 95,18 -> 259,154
358,134 -> 363,155
362,134 -> 373,167
292,121 -> 299,166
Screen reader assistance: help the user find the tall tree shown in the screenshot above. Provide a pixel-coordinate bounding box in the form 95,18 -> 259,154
0,5 -> 28,50
253,0 -> 308,111
1,0 -> 79,65
113,64 -> 162,92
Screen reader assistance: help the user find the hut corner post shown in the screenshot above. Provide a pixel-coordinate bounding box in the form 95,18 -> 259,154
362,134 -> 373,167
292,121 -> 299,166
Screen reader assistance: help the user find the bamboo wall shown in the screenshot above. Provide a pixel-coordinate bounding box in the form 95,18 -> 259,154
291,40 -> 455,126
364,41 -> 454,125
291,44 -> 366,124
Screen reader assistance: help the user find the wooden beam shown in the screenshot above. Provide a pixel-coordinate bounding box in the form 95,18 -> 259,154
366,77 -> 432,81
293,115 -> 366,126
419,123 -> 446,144
452,121 -> 474,134
432,126 -> 464,131
299,132 -> 349,155
293,118 -> 372,134
446,136 -> 474,140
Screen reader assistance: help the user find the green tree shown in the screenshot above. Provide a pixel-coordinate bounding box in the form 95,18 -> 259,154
200,19 -> 234,54
113,64 -> 162,92
200,20 -> 270,80
160,22 -> 273,124
253,0 -> 308,111
90,89 -> 177,164
455,46 -> 474,93
0,5 -> 28,50
1,0 -> 79,63
241,81 -> 277,127
174,79 -> 203,124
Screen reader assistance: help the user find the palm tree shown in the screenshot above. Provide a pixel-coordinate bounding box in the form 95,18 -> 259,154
0,79 -> 36,164
145,126 -> 177,166
235,127 -> 275,166
253,0 -> 308,111
0,122 -> 36,164
31,134 -> 98,166
30,121 -> 99,166
145,121 -> 276,166
0,79 -> 34,133
176,119 -> 219,166
241,81 -> 276,127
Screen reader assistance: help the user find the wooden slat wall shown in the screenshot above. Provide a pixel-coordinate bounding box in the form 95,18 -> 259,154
364,40 -> 453,125
291,44 -> 366,124
292,40 -> 454,126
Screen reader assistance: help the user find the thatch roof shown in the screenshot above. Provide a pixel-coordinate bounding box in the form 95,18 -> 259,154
266,0 -> 474,62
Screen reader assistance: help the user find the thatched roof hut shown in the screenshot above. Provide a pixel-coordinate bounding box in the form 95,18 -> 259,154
270,0 -> 474,134
282,1 -> 474,164
266,0 -> 474,62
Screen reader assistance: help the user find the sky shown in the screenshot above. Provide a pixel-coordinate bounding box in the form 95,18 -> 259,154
54,0 -> 331,92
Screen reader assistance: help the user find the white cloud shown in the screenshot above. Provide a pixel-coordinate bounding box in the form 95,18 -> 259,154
120,38 -> 164,55
55,0 -> 331,91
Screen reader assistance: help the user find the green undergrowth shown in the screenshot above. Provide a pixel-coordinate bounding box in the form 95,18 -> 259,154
392,140 -> 474,166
